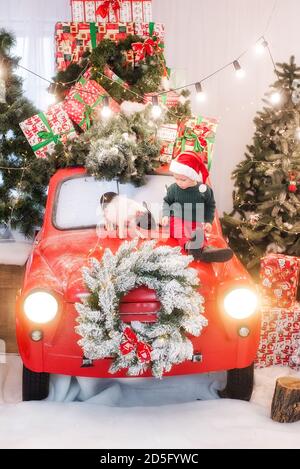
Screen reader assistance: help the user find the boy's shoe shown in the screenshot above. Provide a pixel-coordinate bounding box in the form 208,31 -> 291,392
186,244 -> 233,263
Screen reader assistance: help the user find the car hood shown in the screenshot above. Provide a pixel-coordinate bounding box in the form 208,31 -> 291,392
37,231 -> 218,303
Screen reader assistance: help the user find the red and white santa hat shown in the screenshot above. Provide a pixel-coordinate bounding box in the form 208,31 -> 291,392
170,151 -> 209,184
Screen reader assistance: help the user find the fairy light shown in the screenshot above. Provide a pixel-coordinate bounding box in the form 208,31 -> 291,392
195,82 -> 206,102
100,96 -> 112,119
151,95 -> 162,119
233,60 -> 245,78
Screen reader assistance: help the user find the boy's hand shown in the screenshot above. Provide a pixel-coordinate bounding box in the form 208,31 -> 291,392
204,223 -> 213,233
161,216 -> 170,227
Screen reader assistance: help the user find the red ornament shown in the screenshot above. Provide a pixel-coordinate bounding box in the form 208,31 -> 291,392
288,173 -> 297,193
137,342 -> 152,363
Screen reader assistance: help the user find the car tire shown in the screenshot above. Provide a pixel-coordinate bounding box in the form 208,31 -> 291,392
218,363 -> 254,402
22,365 -> 50,401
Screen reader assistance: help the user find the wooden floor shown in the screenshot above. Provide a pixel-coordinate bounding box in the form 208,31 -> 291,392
0,265 -> 24,353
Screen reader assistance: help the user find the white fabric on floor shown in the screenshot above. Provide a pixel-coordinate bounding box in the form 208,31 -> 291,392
1,355 -> 300,448
47,373 -> 226,406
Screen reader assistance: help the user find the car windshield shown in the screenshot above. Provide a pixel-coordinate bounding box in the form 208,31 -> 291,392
54,174 -> 173,230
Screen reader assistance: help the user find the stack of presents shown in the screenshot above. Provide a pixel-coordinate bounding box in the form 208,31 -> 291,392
18,0 -> 219,172
256,253 -> 300,370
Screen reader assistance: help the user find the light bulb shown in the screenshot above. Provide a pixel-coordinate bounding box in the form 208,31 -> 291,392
270,92 -> 281,104
152,105 -> 162,119
233,60 -> 245,79
151,95 -> 162,119
101,96 -> 112,119
45,93 -> 57,107
254,39 -> 268,55
195,82 -> 206,102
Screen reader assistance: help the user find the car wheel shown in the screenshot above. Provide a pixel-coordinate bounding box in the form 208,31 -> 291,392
22,365 -> 50,401
218,363 -> 254,401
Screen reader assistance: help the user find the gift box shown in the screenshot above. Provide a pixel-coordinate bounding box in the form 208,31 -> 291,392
55,21 -> 135,71
157,123 -> 178,163
255,303 -> 300,369
134,22 -> 165,43
260,254 -> 300,309
173,116 -> 219,171
144,91 -> 180,108
63,69 -> 120,130
70,0 -> 152,23
20,104 -> 77,159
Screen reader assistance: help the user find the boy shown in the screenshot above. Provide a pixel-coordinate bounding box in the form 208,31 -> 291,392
161,151 -> 233,262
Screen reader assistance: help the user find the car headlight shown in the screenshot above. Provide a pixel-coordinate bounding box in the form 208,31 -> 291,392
24,291 -> 59,324
223,288 -> 258,319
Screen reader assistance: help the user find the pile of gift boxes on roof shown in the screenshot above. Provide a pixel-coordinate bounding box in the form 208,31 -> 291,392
256,253 -> 300,370
19,0 -> 219,171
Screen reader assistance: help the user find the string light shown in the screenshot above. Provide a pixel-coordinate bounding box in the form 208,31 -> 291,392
100,96 -> 112,119
233,60 -> 245,79
195,82 -> 206,102
270,91 -> 281,104
254,37 -> 269,55
151,95 -> 162,119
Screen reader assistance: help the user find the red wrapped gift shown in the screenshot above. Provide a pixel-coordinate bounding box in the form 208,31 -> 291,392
260,254 -> 300,308
55,21 -> 135,71
173,116 -> 219,171
19,103 -> 77,159
157,123 -> 178,163
70,0 -> 152,23
144,91 -> 180,108
134,22 -> 165,43
255,303 -> 300,370
63,69 -> 120,130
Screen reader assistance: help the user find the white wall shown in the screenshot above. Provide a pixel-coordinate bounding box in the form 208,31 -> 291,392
0,0 -> 300,213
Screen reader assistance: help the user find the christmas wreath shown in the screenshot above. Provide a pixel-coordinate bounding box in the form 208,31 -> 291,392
54,36 -> 166,104
75,240 -> 207,378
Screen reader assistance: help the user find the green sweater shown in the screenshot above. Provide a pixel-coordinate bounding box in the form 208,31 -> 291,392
162,183 -> 216,223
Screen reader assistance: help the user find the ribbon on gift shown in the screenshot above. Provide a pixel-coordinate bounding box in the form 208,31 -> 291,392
96,0 -> 121,21
32,112 -> 68,152
132,37 -> 162,62
175,117 -> 216,170
120,327 -> 152,363
72,92 -> 107,129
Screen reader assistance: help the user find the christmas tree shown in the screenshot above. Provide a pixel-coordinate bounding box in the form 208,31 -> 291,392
222,56 -> 300,274
0,30 -> 50,237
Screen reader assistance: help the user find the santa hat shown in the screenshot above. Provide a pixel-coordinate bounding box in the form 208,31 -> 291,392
170,151 -> 209,183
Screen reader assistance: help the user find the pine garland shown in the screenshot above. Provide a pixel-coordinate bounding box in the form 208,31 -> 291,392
75,239 -> 207,378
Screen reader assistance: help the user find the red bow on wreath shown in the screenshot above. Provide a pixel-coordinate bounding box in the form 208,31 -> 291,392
120,327 -> 152,363
132,38 -> 162,63
96,0 -> 121,20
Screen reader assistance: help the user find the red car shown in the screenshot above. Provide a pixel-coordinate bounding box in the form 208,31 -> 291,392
16,167 -> 261,401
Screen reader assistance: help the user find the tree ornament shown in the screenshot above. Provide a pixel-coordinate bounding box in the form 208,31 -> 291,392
75,239 -> 207,378
248,213 -> 260,226
288,173 -> 297,193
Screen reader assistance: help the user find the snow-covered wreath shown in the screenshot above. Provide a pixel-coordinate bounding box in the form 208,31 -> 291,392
75,240 -> 207,378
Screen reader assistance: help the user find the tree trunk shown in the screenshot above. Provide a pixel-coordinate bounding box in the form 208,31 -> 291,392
271,377 -> 300,423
